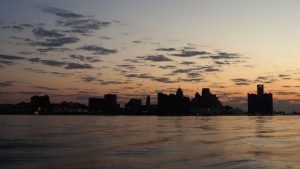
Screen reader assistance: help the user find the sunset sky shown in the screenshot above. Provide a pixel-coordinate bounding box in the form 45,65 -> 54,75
0,0 -> 299,112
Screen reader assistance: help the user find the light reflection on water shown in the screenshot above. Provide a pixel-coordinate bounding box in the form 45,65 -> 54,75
0,116 -> 299,169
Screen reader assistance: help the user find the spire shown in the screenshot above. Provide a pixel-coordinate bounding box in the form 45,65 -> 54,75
176,87 -> 184,98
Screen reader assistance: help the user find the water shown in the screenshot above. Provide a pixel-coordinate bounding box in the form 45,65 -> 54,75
0,116 -> 299,169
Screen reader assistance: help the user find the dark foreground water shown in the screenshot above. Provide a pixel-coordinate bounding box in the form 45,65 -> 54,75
0,116 -> 299,169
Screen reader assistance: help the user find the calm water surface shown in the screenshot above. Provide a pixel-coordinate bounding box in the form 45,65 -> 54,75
0,116 -> 299,169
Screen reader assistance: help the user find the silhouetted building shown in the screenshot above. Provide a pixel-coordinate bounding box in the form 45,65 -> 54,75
146,95 -> 151,107
88,97 -> 104,113
30,95 -> 50,114
190,88 -> 222,115
52,102 -> 87,114
248,85 -> 273,115
158,87 -> 190,115
88,94 -> 120,114
125,98 -> 142,114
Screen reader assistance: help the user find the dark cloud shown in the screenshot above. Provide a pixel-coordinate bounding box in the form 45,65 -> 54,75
79,45 -> 118,55
32,86 -> 59,91
100,81 -> 127,85
41,6 -> 84,19
140,55 -> 172,62
159,65 -> 176,69
273,91 -> 299,96
30,37 -> 79,47
24,67 -> 47,74
278,74 -> 291,80
180,61 -> 195,65
124,58 -> 144,64
59,19 -> 110,34
214,61 -> 230,65
204,68 -> 220,72
28,57 -> 41,63
172,50 -> 209,57
152,77 -> 177,83
156,48 -> 176,52
118,64 -> 136,70
42,60 -> 66,67
32,27 -> 64,38
10,36 -> 33,42
0,60 -> 15,65
65,63 -> 93,69
20,24 -> 34,28
231,78 -> 251,86
11,25 -> 24,31
0,54 -> 24,60
187,72 -> 202,78
132,41 -> 142,44
70,54 -> 102,62
137,74 -> 155,79
81,76 -> 97,83
173,68 -> 195,74
37,47 -> 71,53
100,36 -> 111,40
0,81 -> 14,87
254,76 -> 278,84
210,52 -> 240,60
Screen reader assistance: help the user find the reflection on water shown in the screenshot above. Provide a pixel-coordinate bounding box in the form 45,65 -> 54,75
0,116 -> 299,169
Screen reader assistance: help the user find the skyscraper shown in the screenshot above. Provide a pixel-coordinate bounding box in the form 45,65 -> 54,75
248,85 -> 273,114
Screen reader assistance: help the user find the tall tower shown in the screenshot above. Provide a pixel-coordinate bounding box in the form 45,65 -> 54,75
176,87 -> 184,98
146,95 -> 150,107
257,84 -> 264,95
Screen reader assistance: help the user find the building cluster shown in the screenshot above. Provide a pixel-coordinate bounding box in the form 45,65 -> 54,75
0,84 -> 278,115
158,88 -> 222,115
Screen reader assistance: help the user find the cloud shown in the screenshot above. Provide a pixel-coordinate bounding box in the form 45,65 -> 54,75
32,86 -> 58,91
139,55 -> 172,62
152,77 -> 177,83
0,60 -> 15,65
210,52 -> 240,60
65,63 -> 93,69
159,65 -> 176,69
40,7 -> 111,35
231,78 -> 251,86
37,47 -> 71,53
59,19 -> 110,34
132,41 -> 142,44
214,61 -> 230,65
204,68 -> 220,72
100,81 -> 127,85
172,50 -> 209,57
41,59 -> 66,67
254,76 -> 278,84
10,36 -> 33,42
30,37 -> 79,47
0,81 -> 14,87
156,48 -> 176,51
180,61 -> 195,65
29,58 -> 67,67
81,76 -> 97,83
70,54 -> 102,62
278,74 -> 291,80
117,64 -> 136,70
32,27 -> 64,38
0,54 -> 24,60
173,68 -> 195,74
41,6 -> 84,19
275,91 -> 299,96
79,45 -> 118,55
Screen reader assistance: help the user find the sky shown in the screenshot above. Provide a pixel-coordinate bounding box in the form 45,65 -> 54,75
0,0 -> 299,112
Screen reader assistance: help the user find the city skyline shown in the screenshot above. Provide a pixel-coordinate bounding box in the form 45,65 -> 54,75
0,0 -> 299,112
